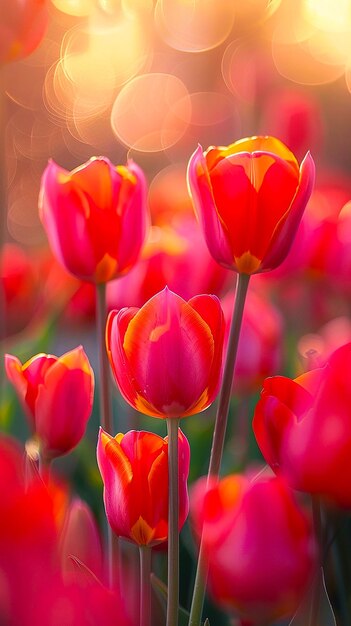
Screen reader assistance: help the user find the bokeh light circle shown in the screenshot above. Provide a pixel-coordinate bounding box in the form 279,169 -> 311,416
154,0 -> 235,53
111,73 -> 191,152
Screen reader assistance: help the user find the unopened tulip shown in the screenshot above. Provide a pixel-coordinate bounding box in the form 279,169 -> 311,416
97,428 -> 190,546
191,472 -> 316,624
39,157 -> 148,283
5,347 -> 94,459
106,287 -> 225,418
187,136 -> 315,274
253,342 -> 351,508
0,0 -> 48,64
60,498 -> 103,581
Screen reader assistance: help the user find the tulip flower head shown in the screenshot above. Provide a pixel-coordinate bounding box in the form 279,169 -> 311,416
0,0 -> 48,64
97,428 -> 190,546
5,347 -> 94,459
253,342 -> 351,508
106,287 -> 225,419
187,136 -> 315,274
191,472 -> 316,624
39,157 -> 148,283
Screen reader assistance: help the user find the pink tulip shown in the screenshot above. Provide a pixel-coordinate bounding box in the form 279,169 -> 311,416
191,471 -> 316,624
39,157 -> 148,283
60,498 -> 103,581
106,287 -> 225,419
254,342 -> 351,508
5,347 -> 94,459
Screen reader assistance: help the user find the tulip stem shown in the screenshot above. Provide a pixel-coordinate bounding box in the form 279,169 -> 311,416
96,282 -> 113,434
309,497 -> 323,626
96,282 -> 118,589
139,546 -> 152,626
188,272 -> 250,626
167,418 -> 180,626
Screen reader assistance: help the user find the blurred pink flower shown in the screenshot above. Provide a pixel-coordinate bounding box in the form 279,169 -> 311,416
254,343 -> 351,508
0,0 -> 48,63
191,470 -> 316,624
107,218 -> 230,309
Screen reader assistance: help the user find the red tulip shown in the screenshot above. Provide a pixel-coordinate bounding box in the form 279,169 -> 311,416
1,243 -> 40,339
187,136 -> 315,274
191,471 -> 316,624
39,157 -> 148,283
0,435 -> 132,626
253,342 -> 351,508
97,428 -> 190,546
5,347 -> 94,459
106,287 -> 225,418
0,0 -> 48,64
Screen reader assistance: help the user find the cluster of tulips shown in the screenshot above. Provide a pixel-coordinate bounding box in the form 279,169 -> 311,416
3,3 -> 351,626
3,130 -> 351,626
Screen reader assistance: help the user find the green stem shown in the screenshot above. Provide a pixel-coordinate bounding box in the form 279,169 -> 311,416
309,497 -> 323,626
96,282 -> 113,434
96,282 -> 117,588
167,418 -> 180,626
188,273 -> 250,626
139,546 -> 152,626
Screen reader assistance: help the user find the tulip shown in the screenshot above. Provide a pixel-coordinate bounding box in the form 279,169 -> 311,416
106,287 -> 225,419
60,498 -> 103,581
0,435 -> 132,626
97,428 -> 190,546
0,0 -> 48,64
1,243 -> 40,339
253,342 -> 351,508
39,157 -> 148,283
191,471 -> 316,624
5,347 -> 94,459
187,136 -> 315,274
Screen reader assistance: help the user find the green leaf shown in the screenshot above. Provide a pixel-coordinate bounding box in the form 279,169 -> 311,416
288,567 -> 337,626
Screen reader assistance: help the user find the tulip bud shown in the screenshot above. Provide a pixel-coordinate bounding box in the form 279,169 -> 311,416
106,286 -> 225,419
253,342 -> 351,508
97,428 -> 190,546
5,347 -> 94,459
191,471 -> 316,624
39,157 -> 148,283
187,136 -> 315,275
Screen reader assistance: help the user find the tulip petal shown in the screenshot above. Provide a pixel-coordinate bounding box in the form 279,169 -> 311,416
260,152 -> 315,272
120,288 -> 215,416
187,145 -> 234,268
